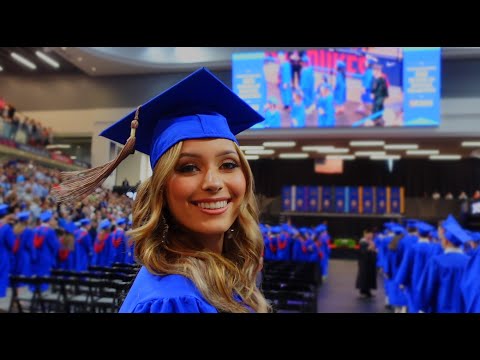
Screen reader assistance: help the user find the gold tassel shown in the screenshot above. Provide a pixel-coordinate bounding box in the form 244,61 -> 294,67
51,107 -> 140,204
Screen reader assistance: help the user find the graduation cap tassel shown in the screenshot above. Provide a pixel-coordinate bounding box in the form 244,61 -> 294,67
51,107 -> 140,204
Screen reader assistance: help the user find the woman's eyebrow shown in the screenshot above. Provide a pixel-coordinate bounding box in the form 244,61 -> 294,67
179,150 -> 238,159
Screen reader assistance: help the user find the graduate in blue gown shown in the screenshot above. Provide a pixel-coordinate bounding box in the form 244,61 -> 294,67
51,68 -> 271,313
416,216 -> 470,313
30,210 -> 59,292
10,211 -> 35,286
394,221 -> 442,313
460,231 -> 480,312
0,204 -> 15,297
111,217 -> 128,264
73,218 -> 93,271
55,222 -> 76,270
91,219 -> 114,267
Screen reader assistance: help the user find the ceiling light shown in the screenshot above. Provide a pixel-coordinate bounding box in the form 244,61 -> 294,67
316,148 -> 349,154
35,51 -> 60,68
263,141 -> 296,148
429,155 -> 462,160
279,153 -> 309,159
406,149 -> 439,155
0,65 -> 3,72
326,155 -> 356,160
10,52 -> 36,70
302,146 -> 336,152
384,144 -> 419,150
91,67 -> 96,72
245,155 -> 259,160
350,140 -> 385,147
370,155 -> 401,160
240,145 -> 264,150
461,141 -> 480,147
354,151 -> 386,156
46,144 -> 71,149
244,149 -> 275,155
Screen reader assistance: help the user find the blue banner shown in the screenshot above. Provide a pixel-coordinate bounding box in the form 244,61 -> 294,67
403,47 -> 441,126
232,52 -> 266,129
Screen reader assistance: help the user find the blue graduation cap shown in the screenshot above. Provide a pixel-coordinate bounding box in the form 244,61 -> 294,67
416,221 -> 434,236
99,67 -> 264,170
315,224 -> 327,233
405,219 -> 419,228
99,219 -> 111,231
391,225 -> 406,235
0,204 -> 9,216
442,221 -> 469,247
116,217 -> 127,226
16,211 -> 30,222
79,218 -> 91,226
336,60 -> 346,69
39,210 -> 53,223
60,221 -> 76,234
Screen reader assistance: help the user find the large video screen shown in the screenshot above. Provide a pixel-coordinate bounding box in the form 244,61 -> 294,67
232,47 -> 441,128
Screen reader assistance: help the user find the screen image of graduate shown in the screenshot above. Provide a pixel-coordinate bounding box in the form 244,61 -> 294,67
278,51 -> 293,111
333,60 -> 347,115
288,50 -> 304,90
316,80 -> 336,127
370,63 -> 389,126
262,96 -> 281,128
290,89 -> 306,128
356,56 -> 376,115
299,54 -> 315,114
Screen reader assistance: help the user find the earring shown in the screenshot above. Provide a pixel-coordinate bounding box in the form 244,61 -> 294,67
226,227 -> 235,240
160,214 -> 169,245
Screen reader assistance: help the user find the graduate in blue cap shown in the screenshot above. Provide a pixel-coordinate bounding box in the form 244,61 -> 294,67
416,216 -> 470,312
53,68 -> 270,313
10,211 -> 36,287
30,210 -> 59,292
394,221 -> 442,313
73,218 -> 93,271
91,218 -> 114,267
0,204 -> 15,297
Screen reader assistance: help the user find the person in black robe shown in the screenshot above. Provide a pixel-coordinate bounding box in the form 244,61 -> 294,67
356,228 -> 377,298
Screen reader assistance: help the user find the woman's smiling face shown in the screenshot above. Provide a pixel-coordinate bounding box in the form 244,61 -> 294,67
166,138 -> 246,241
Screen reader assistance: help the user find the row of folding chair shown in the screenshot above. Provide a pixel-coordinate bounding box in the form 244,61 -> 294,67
9,271 -> 134,313
261,261 -> 320,313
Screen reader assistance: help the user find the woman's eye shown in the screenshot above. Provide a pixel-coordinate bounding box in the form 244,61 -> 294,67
177,164 -> 199,173
221,162 -> 239,170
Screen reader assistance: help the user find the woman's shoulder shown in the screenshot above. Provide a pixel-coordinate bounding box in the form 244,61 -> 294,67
118,267 -> 218,313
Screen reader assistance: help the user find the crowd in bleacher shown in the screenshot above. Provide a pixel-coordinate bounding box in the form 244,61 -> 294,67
0,97 -> 54,148
0,158 -> 135,311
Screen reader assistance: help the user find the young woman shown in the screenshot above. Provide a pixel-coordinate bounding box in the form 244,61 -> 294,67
52,68 -> 271,313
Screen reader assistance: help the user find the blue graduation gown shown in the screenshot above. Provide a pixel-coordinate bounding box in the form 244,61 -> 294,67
119,267 -> 218,313
460,247 -> 480,312
74,228 -> 93,271
0,222 -> 15,297
416,251 -> 469,313
394,241 -> 443,312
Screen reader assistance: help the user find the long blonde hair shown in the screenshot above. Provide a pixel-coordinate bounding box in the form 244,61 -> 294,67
130,140 -> 271,313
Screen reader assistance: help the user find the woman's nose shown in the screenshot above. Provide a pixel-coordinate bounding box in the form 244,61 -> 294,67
202,169 -> 223,192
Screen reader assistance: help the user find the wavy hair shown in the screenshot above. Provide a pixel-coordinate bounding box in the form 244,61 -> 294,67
129,141 -> 271,313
